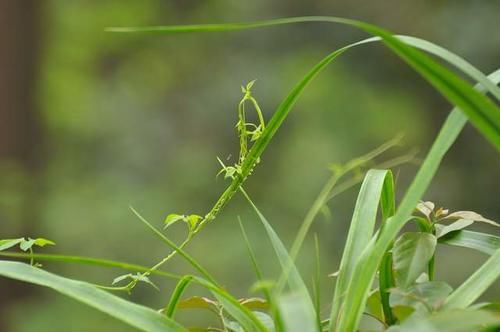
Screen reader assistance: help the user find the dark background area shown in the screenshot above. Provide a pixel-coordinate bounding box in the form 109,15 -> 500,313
0,1 -> 499,330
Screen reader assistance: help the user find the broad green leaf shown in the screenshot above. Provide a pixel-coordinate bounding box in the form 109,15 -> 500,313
393,233 -> 437,288
444,248 -> 500,310
0,238 -> 23,251
0,261 -> 186,332
278,292 -> 316,332
331,170 -> 393,323
389,281 -> 453,313
388,309 -> 500,332
177,296 -> 218,312
438,230 -> 500,255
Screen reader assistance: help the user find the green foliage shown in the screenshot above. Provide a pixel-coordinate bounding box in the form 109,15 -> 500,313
1,16 -> 500,332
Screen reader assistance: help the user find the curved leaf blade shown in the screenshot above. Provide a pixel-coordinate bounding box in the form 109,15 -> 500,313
0,261 -> 186,332
438,230 -> 500,255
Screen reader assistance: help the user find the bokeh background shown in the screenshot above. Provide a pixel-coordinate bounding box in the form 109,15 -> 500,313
1,1 -> 499,330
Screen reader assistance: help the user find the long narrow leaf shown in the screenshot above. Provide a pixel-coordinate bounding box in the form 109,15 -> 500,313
0,252 -> 180,280
108,16 -> 500,149
0,261 -> 186,332
241,188 -> 318,332
331,170 -> 393,324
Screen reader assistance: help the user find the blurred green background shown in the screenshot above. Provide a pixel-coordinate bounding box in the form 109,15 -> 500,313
1,1 -> 499,330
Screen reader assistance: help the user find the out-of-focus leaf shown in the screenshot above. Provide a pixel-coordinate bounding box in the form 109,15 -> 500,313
393,233 -> 436,288
391,306 -> 415,322
389,281 -> 453,313
365,289 -> 384,322
388,309 -> 500,332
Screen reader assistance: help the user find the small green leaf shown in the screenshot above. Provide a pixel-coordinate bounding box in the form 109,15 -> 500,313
20,238 -> 36,252
112,273 -> 159,291
164,214 -> 186,228
33,238 -> 56,247
393,233 -> 437,288
0,238 -> 24,251
415,201 -> 435,219
186,215 -> 202,229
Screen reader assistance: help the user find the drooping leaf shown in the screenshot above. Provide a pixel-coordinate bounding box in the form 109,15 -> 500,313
442,211 -> 499,227
393,233 -> 437,288
0,261 -> 186,331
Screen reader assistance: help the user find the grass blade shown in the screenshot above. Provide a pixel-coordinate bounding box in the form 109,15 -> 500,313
438,230 -> 500,255
331,170 -> 393,325
165,275 -> 194,318
108,17 -> 500,149
241,188 -> 318,332
0,252 -> 180,279
0,261 -> 186,332
444,249 -> 500,310
192,276 -> 268,332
